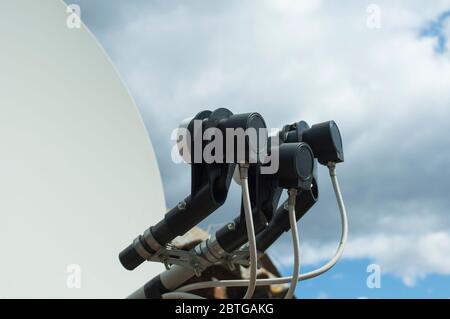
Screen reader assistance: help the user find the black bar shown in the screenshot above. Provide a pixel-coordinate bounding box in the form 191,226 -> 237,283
216,211 -> 268,253
256,181 -> 318,252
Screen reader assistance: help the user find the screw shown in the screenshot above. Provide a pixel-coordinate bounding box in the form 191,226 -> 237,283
177,200 -> 187,210
227,222 -> 236,231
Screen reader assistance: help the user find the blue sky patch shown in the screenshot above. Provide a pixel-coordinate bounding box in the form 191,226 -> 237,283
420,10 -> 450,53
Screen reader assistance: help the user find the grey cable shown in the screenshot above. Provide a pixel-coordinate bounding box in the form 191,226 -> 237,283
176,162 -> 348,292
240,164 -> 258,299
284,189 -> 300,299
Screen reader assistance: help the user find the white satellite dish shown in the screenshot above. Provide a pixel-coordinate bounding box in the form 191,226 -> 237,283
0,1 -> 166,298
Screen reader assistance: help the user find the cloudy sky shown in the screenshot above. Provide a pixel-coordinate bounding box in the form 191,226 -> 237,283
67,0 -> 450,298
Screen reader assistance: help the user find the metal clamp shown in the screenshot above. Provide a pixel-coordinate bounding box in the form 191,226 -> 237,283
143,235 -> 236,277
147,243 -> 212,276
224,244 -> 263,268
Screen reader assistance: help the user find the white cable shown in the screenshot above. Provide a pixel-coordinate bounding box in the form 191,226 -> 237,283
240,164 -> 258,299
176,162 -> 348,292
284,189 -> 300,299
162,292 -> 206,299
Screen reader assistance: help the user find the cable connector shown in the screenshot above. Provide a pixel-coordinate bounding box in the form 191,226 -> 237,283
239,163 -> 249,179
287,189 -> 298,206
327,161 -> 336,176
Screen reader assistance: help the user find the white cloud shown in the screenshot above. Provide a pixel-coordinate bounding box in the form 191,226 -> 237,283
274,229 -> 450,287
348,232 -> 450,286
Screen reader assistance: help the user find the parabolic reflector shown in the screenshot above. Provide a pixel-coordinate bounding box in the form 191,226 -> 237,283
0,0 -> 166,298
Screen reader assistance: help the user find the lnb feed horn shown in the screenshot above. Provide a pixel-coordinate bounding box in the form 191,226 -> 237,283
177,108 -> 268,165
212,142 -> 316,254
282,120 -> 344,165
119,108 -> 268,271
